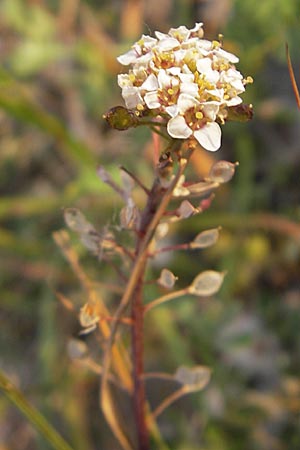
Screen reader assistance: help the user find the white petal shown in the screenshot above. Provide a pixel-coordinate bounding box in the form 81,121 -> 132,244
144,91 -> 161,109
194,122 -> 222,151
225,96 -> 243,106
230,78 -> 245,93
167,116 -> 193,139
167,66 -> 181,76
165,104 -> 178,117
141,73 -> 159,90
178,73 -> 194,83
221,68 -> 243,84
180,82 -> 199,96
181,63 -> 193,74
196,57 -> 212,72
197,58 -> 219,83
202,102 -> 219,120
206,90 -> 224,103
174,49 -> 187,63
117,49 -> 138,65
197,39 -> 213,52
177,93 -> 199,113
139,35 -> 157,48
122,87 -> 143,109
155,31 -> 168,40
157,37 -> 180,51
157,69 -> 174,88
118,74 -> 132,88
215,48 -> 239,63
190,23 -> 204,33
169,25 -> 190,41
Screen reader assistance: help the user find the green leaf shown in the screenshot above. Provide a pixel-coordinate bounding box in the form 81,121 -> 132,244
0,370 -> 75,450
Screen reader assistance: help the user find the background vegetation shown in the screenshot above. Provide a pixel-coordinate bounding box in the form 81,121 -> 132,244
1,0 -> 300,449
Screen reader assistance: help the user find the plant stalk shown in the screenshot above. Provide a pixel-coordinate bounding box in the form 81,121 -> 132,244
131,270 -> 149,450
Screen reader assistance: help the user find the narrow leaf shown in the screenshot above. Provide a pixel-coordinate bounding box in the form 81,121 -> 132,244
0,370 -> 75,450
101,386 -> 134,450
64,208 -> 94,233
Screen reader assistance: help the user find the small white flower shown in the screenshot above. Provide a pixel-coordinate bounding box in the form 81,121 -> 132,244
117,35 -> 157,65
196,58 -> 220,83
144,69 -> 180,110
121,86 -> 144,109
167,94 -> 221,151
116,23 -> 252,152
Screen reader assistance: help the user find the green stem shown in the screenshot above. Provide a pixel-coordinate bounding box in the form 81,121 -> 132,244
144,288 -> 188,314
0,370 -> 75,450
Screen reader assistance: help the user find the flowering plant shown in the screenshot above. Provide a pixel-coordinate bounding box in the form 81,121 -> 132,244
117,23 -> 252,151
57,23 -> 253,450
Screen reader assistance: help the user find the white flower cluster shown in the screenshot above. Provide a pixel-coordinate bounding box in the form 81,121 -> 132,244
117,23 -> 252,152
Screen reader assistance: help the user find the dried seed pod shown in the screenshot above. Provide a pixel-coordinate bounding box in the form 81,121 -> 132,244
189,270 -> 225,296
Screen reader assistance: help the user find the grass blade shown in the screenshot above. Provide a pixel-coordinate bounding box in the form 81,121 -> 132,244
0,370 -> 75,450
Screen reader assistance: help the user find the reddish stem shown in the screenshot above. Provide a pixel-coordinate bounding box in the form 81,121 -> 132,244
131,175 -> 168,449
131,272 -> 149,450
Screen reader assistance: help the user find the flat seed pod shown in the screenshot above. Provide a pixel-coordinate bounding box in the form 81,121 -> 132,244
189,270 -> 225,296
208,160 -> 237,183
177,200 -> 196,218
175,365 -> 211,391
155,222 -> 169,239
190,227 -> 220,249
157,268 -> 177,289
67,338 -> 88,360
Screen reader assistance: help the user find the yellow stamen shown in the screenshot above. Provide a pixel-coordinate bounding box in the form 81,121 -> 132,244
195,111 -> 203,120
244,76 -> 254,84
212,40 -> 221,49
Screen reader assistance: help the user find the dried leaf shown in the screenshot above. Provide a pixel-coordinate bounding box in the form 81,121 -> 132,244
190,228 -> 220,249
189,270 -> 225,296
80,229 -> 101,254
208,160 -> 237,183
64,208 -> 94,233
157,268 -> 178,289
174,365 -> 211,391
101,386 -> 134,450
64,208 -> 101,254
79,302 -> 100,334
226,103 -> 254,122
120,201 -> 140,229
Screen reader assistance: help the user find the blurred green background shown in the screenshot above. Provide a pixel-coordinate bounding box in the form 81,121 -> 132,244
1,0 -> 300,449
